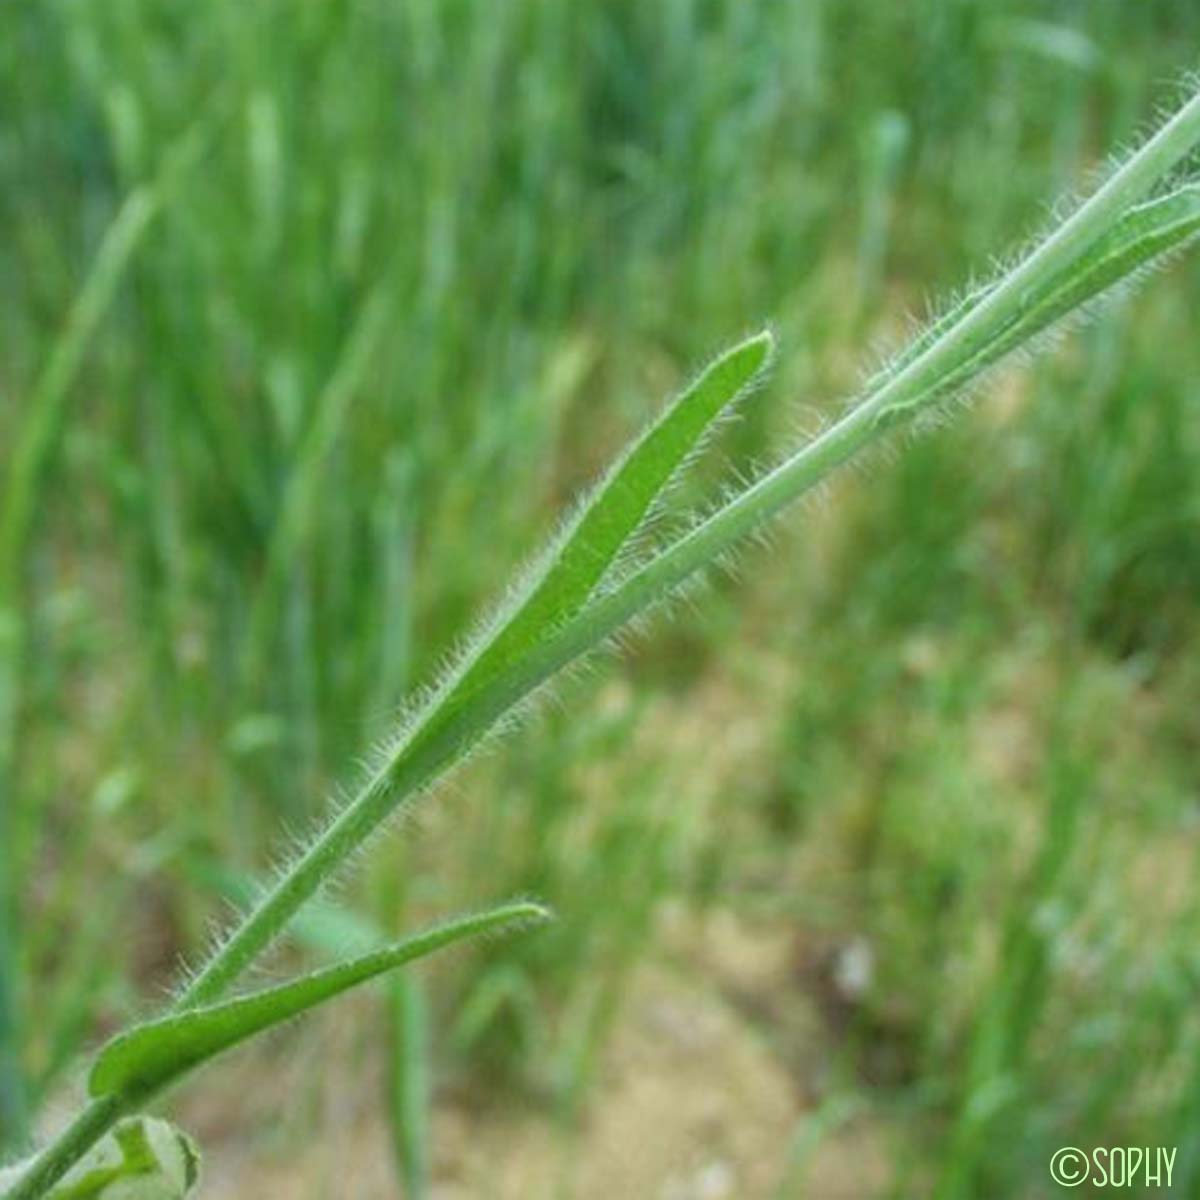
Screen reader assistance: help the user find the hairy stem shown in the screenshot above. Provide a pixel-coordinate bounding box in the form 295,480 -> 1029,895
6,84 -> 1200,1200
1,1098 -> 126,1200
179,84 -> 1200,1014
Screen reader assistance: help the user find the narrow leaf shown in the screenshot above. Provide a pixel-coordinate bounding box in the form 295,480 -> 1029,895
241,285 -> 395,687
448,330 -> 773,695
89,902 -> 548,1101
387,976 -> 430,1200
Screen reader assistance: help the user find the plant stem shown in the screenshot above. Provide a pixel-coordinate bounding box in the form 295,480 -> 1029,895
6,83 -> 1200,1200
858,86 -> 1200,427
178,85 -> 1200,1017
1,1098 -> 126,1200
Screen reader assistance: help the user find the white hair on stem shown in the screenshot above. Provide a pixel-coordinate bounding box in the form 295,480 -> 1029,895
15,80 -> 1200,1200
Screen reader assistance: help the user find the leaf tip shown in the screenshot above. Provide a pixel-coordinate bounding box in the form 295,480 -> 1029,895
740,327 -> 776,375
504,899 -> 554,928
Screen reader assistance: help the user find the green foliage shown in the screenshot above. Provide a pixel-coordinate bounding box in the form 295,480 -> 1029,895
6,4 -> 1200,1198
13,78 -> 1200,1196
871,185 -> 1200,429
0,108 -> 218,1151
172,331 -> 773,1013
88,903 -> 546,1102
0,1119 -> 198,1200
450,331 -> 773,695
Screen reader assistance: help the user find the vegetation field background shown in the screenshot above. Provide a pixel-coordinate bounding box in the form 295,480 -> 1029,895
4,1 -> 1200,1196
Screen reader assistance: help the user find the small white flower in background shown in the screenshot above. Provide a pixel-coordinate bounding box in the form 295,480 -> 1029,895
833,935 -> 875,1002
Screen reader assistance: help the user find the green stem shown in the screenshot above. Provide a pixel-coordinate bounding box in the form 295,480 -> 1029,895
177,84 -> 1200,1014
1,1098 -> 126,1200
859,88 -> 1200,426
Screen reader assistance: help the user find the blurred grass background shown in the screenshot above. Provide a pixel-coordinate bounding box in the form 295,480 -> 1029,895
3,1 -> 1200,1196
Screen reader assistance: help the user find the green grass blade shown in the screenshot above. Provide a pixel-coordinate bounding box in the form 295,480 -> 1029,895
0,117 -> 219,599
240,285 -> 396,690
387,976 -> 430,1200
0,190 -> 157,598
0,185 -> 167,1142
88,902 -> 548,1101
0,113 -> 219,1155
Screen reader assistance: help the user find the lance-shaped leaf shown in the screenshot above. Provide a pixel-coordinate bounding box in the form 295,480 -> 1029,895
0,1118 -> 199,1199
445,330 -> 773,698
89,902 -> 548,1101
